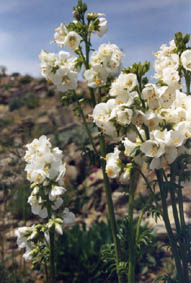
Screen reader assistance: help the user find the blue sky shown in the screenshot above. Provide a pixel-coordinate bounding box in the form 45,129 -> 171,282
0,0 -> 190,78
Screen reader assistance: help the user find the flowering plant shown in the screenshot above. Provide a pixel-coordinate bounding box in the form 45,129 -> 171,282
16,136 -> 75,282
16,1 -> 191,282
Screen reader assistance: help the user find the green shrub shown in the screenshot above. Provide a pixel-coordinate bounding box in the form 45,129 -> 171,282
9,97 -> 23,111
22,92 -> 39,109
56,222 -> 113,283
11,72 -> 20,77
19,75 -> 32,84
101,217 -> 163,282
47,89 -> 55,97
0,118 -> 12,129
3,83 -> 13,90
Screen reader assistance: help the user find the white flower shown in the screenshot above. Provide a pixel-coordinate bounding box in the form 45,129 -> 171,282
162,67 -> 180,88
52,67 -> 78,92
62,208 -> 75,228
158,86 -> 176,108
28,193 -> 48,218
181,50 -> 191,72
143,111 -> 160,130
53,22 -> 68,47
94,17 -> 108,37
122,138 -> 137,156
150,146 -> 178,170
15,227 -> 31,249
93,99 -> 117,136
84,65 -> 108,88
105,147 -> 121,178
64,31 -> 81,51
23,248 -> 33,262
49,186 -> 66,201
140,140 -> 165,158
90,43 -> 124,76
115,107 -> 133,126
119,168 -> 130,184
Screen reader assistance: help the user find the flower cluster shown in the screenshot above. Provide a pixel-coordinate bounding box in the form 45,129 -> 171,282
90,37 -> 191,183
92,72 -> 137,136
84,43 -> 124,88
39,50 -> 79,92
16,136 -> 75,262
39,9 -> 108,93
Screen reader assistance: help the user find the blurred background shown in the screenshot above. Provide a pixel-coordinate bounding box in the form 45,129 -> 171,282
0,0 -> 190,77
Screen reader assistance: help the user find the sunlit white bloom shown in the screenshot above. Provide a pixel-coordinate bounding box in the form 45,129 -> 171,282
122,138 -> 137,156
176,121 -> 191,139
140,140 -> 165,158
170,130 -> 185,146
93,99 -> 117,136
181,50 -> 191,72
158,86 -> 176,108
132,110 -> 145,127
56,51 -> 77,69
162,67 -> 180,88
90,43 -> 124,76
28,193 -> 48,218
143,111 -> 160,130
154,53 -> 179,81
83,65 -> 108,88
150,146 -> 178,170
94,17 -> 108,37
105,147 -> 121,178
155,40 -> 176,59
173,90 -> 191,111
39,50 -> 79,93
64,31 -> 81,50
53,22 -> 68,47
111,105 -> 133,126
49,185 -> 66,210
142,84 -> 159,110
25,136 -> 66,185
52,67 -> 78,92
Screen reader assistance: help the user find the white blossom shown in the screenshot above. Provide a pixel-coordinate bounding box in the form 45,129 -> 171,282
105,147 -> 121,178
181,50 -> 191,72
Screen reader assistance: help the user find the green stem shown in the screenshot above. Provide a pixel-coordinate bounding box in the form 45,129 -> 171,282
47,198 -> 56,283
155,169 -> 183,282
44,262 -> 49,283
136,167 -> 162,216
184,70 -> 191,95
177,178 -> 185,228
89,87 -> 96,106
177,177 -> 189,282
82,30 -> 121,282
74,91 -> 98,155
168,167 -> 181,235
99,134 -> 122,283
128,169 -> 137,283
132,125 -> 144,143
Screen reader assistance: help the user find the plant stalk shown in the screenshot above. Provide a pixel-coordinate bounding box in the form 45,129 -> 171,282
128,169 -> 137,283
155,169 -> 183,282
99,134 -> 122,283
47,197 -> 56,283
